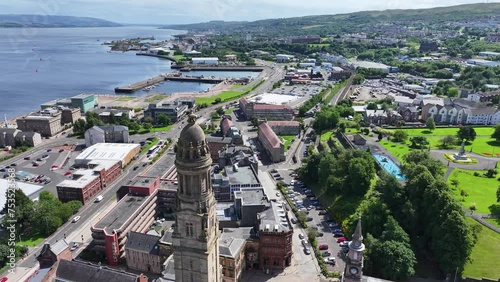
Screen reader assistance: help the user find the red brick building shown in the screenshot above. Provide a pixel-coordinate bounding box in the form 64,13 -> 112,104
35,240 -> 72,282
56,160 -> 122,204
239,98 -> 294,120
258,122 -> 285,163
257,202 -> 293,270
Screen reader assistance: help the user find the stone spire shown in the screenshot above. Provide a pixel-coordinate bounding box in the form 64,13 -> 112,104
350,216 -> 365,251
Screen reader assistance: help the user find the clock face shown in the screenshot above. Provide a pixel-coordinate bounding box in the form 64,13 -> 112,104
350,267 -> 359,275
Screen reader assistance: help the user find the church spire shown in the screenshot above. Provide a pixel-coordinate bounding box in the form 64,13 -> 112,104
351,216 -> 364,249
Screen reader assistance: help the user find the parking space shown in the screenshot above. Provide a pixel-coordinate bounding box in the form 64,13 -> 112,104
277,172 -> 347,273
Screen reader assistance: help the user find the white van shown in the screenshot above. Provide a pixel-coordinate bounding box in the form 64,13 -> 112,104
95,195 -> 103,202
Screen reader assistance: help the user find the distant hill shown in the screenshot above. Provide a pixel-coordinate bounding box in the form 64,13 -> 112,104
162,3 -> 500,36
0,15 -> 121,28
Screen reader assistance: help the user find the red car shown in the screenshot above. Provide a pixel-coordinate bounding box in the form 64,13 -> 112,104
64,171 -> 72,176
337,237 -> 346,243
319,244 -> 329,250
0,277 -> 8,282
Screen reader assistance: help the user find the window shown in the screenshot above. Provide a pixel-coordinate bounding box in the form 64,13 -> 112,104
186,223 -> 194,237
190,260 -> 193,269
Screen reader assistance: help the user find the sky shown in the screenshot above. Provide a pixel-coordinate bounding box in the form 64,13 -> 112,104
2,0 -> 500,25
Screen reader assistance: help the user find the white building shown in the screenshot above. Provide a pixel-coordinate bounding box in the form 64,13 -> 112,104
191,57 -> 219,65
478,51 -> 500,57
0,179 -> 43,209
276,54 -> 294,63
75,143 -> 140,168
299,62 -> 316,68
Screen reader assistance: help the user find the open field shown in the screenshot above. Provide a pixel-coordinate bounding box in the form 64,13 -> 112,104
379,140 -> 413,160
383,127 -> 499,157
447,168 -> 499,214
463,217 -> 500,279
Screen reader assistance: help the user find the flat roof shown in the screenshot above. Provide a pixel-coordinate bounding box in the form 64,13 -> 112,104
353,61 -> 389,70
249,93 -> 300,105
72,93 -> 94,99
94,195 -> 150,234
128,176 -> 158,188
225,166 -> 260,186
216,202 -> 237,222
76,143 -> 140,163
0,179 -> 43,209
234,188 -> 268,206
57,169 -> 99,189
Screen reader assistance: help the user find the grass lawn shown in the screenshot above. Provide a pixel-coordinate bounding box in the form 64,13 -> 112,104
384,127 -> 499,156
280,135 -> 295,152
231,84 -> 245,89
485,218 -> 500,228
447,168 -> 500,214
321,131 -> 334,141
224,108 -> 234,114
195,79 -> 263,105
19,232 -> 44,247
117,96 -> 135,101
379,140 -> 413,161
463,217 -> 500,279
172,55 -> 186,60
145,94 -> 167,103
140,137 -> 159,154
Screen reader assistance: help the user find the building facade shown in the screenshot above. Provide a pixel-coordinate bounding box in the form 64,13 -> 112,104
0,128 -> 42,148
258,122 -> 285,163
172,114 -> 222,282
145,103 -> 188,123
126,231 -> 165,274
16,112 -> 63,137
84,125 -> 130,147
266,121 -> 301,136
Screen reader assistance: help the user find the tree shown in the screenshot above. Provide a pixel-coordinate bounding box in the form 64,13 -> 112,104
381,216 -> 411,247
216,107 -> 225,116
378,132 -> 383,141
457,126 -> 476,142
128,121 -> 140,132
0,244 -> 10,266
353,74 -> 365,85
346,157 -> 375,196
307,228 -> 318,242
450,179 -> 460,190
447,87 -> 459,97
425,117 -> 435,131
497,186 -> 500,202
393,130 -> 408,143
213,97 -> 222,104
440,135 -> 456,149
157,114 -> 171,126
297,211 -> 308,224
492,124 -> 500,141
143,123 -> 153,132
410,136 -> 429,149
144,116 -> 153,124
370,240 -> 416,280
73,119 -> 86,135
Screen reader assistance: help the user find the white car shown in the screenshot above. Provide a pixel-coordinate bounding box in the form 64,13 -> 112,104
72,216 -> 81,223
324,257 -> 336,265
70,243 -> 80,251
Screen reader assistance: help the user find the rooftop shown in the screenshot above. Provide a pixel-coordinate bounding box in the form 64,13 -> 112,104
266,120 -> 300,127
72,93 -> 94,99
234,188 -> 268,206
221,227 -> 257,241
258,201 -> 290,233
249,93 -> 300,105
258,122 -> 282,149
56,259 -> 142,282
93,195 -> 150,234
56,169 -> 99,189
128,176 -> 158,188
225,165 -> 260,186
126,231 -> 161,255
216,202 -> 238,222
219,237 -> 245,258
76,143 -> 140,162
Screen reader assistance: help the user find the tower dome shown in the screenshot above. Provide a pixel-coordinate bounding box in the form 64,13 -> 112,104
176,114 -> 210,163
179,114 -> 205,147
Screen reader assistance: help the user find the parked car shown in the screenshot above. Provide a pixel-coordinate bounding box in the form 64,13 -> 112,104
317,232 -> 324,237
0,168 -> 5,172
291,218 -> 297,224
271,169 -> 278,173
337,237 -> 346,243
331,228 -> 342,233
322,251 -> 332,257
10,163 -> 16,167
324,257 -> 336,265
47,149 -> 52,152
306,217 -> 313,222
133,166 -> 139,171
70,242 -> 80,251
65,171 -> 72,176
334,233 -> 345,238
298,234 -> 305,239
319,244 -> 329,250
339,241 -> 349,248
329,223 -> 339,228
59,149 -> 64,153
304,248 -> 311,255
32,163 -> 39,167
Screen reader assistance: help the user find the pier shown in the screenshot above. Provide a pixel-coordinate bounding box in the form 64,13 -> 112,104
114,75 -> 166,93
171,65 -> 264,72
136,52 -> 178,63
114,74 -> 226,93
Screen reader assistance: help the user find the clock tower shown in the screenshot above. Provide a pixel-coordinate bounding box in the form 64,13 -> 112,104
344,216 -> 365,281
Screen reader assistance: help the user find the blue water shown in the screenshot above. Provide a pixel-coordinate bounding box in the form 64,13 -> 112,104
0,26 -> 260,118
372,154 -> 407,181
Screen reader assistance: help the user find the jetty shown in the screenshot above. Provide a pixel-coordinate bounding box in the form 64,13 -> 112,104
114,74 -> 226,93
171,65 -> 264,72
136,52 -> 178,63
114,75 -> 166,93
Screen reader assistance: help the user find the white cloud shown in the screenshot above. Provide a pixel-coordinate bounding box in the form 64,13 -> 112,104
3,0 -> 499,24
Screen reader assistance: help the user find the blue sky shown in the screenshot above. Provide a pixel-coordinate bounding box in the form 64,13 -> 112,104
3,0 -> 499,24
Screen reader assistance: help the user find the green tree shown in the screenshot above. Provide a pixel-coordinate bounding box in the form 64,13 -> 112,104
216,107 -> 225,116
410,136 -> 429,149
440,135 -> 456,149
143,123 -> 153,132
491,124 -> 500,141
425,117 -> 435,131
447,87 -> 459,97
392,130 -> 408,143
157,114 -> 171,126
450,179 -> 460,190
371,240 -> 416,280
144,116 -> 153,124
497,186 -> 500,202
353,74 -> 365,85
381,216 -> 411,247
297,211 -> 308,224
457,126 -> 476,142
0,244 -> 10,266
377,132 -> 383,141
307,228 -> 318,242
128,121 -> 140,132
73,119 -> 86,135
346,157 -> 375,196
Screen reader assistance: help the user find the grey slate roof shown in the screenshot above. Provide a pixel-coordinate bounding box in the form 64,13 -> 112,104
218,237 -> 245,258
126,231 -> 161,255
56,259 -> 141,282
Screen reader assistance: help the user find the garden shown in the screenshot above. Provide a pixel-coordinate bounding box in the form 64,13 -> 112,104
463,218 -> 500,279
